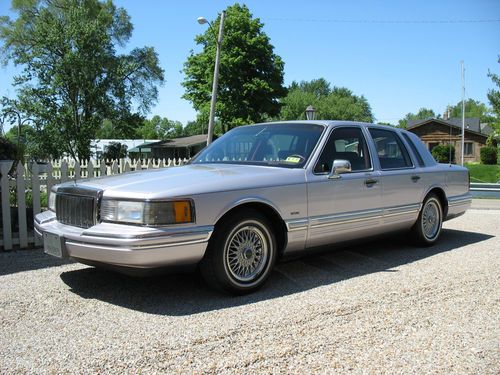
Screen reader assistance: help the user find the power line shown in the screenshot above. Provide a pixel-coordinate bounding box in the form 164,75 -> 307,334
263,17 -> 500,24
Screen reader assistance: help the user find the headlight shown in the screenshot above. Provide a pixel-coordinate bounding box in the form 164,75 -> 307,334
48,191 -> 56,212
101,200 -> 194,225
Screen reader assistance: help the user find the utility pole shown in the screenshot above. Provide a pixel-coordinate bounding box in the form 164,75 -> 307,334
206,11 -> 225,146
461,61 -> 465,166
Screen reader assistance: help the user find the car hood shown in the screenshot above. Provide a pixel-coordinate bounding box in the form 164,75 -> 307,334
62,164 -> 306,199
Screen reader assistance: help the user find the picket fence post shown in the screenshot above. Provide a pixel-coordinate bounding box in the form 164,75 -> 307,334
16,163 -> 28,249
32,163 -> 42,246
1,157 -> 185,251
1,161 -> 14,250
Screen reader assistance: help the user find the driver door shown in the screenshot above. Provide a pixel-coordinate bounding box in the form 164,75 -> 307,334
306,126 -> 383,248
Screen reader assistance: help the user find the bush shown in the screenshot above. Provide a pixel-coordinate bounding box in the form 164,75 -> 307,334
102,142 -> 128,161
432,144 -> 455,163
480,146 -> 498,165
0,135 -> 20,160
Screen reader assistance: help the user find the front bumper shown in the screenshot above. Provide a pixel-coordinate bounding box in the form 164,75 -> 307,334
35,211 -> 213,269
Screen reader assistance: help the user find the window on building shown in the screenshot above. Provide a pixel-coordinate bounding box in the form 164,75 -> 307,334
464,142 -> 473,156
428,142 -> 439,152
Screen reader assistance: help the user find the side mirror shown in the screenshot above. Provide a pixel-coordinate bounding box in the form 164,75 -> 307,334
328,159 -> 352,179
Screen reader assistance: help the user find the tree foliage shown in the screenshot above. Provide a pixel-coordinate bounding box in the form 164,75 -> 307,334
96,114 -> 146,139
280,78 -> 374,122
0,135 -> 19,161
182,4 -> 286,133
487,57 -> 500,136
0,0 -> 164,161
136,115 -> 184,140
449,99 -> 494,123
102,141 -> 127,160
398,108 -> 436,129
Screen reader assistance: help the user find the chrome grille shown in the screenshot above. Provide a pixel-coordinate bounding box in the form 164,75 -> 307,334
56,194 -> 96,228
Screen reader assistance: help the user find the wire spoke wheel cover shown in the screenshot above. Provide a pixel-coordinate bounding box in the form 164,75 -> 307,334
421,199 -> 441,240
224,221 -> 270,284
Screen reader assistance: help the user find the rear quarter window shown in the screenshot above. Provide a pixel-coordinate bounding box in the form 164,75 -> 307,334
402,133 -> 425,167
403,132 -> 437,167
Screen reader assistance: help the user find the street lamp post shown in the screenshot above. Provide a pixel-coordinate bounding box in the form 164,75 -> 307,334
1,109 -> 22,148
198,11 -> 226,146
305,105 -> 316,120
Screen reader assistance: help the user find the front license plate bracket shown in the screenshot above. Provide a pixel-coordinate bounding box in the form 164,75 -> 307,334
43,232 -> 68,258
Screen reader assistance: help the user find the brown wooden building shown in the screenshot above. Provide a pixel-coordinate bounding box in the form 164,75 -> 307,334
407,118 -> 492,163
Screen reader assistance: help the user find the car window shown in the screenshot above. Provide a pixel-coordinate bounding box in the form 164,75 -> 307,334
402,133 -> 424,167
192,123 -> 325,168
368,128 -> 413,169
314,127 -> 372,173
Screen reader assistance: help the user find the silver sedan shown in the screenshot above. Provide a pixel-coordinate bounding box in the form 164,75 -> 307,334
35,121 -> 471,294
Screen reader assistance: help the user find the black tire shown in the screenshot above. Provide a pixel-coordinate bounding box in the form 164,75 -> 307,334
199,208 -> 277,295
411,194 -> 443,246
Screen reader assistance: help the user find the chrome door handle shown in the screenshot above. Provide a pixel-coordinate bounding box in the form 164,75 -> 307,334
365,178 -> 378,187
411,175 -> 421,182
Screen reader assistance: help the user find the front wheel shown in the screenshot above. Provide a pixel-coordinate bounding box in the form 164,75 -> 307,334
200,209 -> 277,295
411,194 -> 443,246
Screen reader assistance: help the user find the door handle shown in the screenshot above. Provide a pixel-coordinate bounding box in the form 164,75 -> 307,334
365,178 -> 378,187
411,175 -> 421,182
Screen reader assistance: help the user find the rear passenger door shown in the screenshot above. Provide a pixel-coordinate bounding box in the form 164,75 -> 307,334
367,128 -> 423,227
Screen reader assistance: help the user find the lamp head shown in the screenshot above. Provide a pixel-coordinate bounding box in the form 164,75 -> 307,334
305,105 -> 316,120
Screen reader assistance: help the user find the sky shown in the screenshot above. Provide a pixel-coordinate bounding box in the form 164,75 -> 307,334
0,0 -> 499,131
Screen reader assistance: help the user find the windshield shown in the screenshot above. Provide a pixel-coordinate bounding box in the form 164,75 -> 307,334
191,123 -> 325,168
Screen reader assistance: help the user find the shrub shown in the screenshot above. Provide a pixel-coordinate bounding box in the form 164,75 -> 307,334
480,146 -> 498,165
432,144 -> 455,163
102,142 -> 128,160
0,136 -> 20,160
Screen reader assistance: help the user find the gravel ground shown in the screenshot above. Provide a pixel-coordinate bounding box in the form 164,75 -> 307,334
1,209 -> 499,374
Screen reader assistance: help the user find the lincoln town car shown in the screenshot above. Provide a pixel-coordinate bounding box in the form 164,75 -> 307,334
35,121 -> 471,294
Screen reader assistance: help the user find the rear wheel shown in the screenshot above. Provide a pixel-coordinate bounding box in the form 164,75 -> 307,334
200,209 -> 277,294
411,194 -> 443,246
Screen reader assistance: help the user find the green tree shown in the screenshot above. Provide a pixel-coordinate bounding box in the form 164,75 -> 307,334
0,0 -> 164,161
398,108 -> 436,128
102,141 -> 127,160
182,4 -> 286,133
449,99 -> 494,123
280,79 -> 373,122
136,116 -> 184,140
96,114 -> 145,139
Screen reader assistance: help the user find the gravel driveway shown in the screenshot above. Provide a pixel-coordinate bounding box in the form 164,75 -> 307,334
1,209 -> 499,374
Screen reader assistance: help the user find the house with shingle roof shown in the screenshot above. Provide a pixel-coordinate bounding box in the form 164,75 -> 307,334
407,117 -> 492,163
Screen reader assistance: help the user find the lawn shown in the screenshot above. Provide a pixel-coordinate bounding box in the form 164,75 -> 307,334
465,163 -> 500,183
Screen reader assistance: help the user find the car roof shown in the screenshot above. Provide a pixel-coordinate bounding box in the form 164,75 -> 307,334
254,120 -> 407,133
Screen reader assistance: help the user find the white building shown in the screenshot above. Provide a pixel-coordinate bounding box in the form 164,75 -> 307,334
90,139 -> 160,158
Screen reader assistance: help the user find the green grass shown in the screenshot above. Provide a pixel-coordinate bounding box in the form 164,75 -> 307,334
465,163 -> 500,183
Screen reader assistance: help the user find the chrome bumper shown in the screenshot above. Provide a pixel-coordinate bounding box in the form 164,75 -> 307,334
446,193 -> 472,220
35,211 -> 213,268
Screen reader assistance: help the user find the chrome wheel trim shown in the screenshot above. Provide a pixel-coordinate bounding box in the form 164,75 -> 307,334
422,199 -> 441,240
224,221 -> 270,284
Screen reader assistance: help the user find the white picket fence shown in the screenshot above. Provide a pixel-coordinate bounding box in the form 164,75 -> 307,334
0,158 -> 188,251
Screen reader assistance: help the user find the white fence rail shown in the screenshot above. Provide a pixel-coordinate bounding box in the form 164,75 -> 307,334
0,158 -> 188,250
